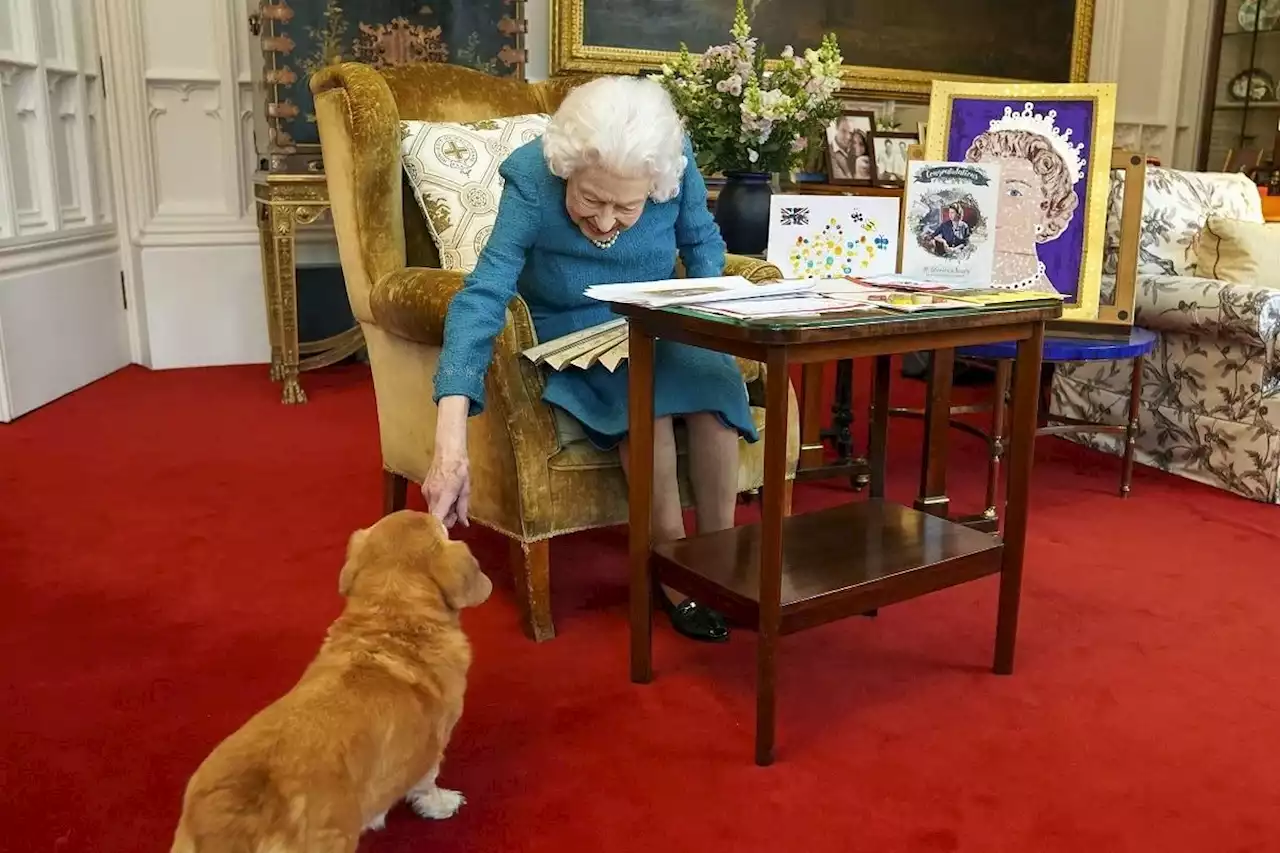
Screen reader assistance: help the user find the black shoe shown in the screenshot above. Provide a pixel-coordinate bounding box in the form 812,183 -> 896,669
652,580 -> 729,643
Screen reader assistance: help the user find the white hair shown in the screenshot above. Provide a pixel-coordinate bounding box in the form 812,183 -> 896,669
542,76 -> 688,203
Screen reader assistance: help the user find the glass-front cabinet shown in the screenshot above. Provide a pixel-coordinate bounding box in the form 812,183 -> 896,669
1200,0 -> 1280,176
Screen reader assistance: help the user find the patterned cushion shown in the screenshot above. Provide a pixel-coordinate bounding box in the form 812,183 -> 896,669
1194,215 -> 1280,287
399,114 -> 550,272
1102,167 -> 1262,279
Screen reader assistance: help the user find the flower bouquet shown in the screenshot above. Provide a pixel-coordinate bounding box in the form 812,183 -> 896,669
652,0 -> 844,252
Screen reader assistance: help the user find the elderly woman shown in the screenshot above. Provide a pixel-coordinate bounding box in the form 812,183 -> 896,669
425,76 -> 756,643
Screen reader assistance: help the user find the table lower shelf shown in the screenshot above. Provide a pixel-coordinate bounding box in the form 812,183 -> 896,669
654,500 -> 1004,634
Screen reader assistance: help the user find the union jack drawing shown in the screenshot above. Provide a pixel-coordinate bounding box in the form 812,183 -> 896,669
779,206 -> 809,226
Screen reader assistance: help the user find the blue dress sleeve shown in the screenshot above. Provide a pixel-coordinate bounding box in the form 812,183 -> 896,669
432,159 -> 543,416
674,137 -> 727,279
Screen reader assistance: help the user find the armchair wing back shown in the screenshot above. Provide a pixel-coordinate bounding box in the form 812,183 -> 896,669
312,62 -> 800,641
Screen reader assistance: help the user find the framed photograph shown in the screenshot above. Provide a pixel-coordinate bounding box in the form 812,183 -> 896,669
824,110 -> 877,185
551,0 -> 1094,99
925,81 -> 1118,323
870,131 -> 919,187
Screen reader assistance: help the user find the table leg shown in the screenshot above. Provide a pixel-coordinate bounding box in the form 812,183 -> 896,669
868,355 -> 891,500
257,202 -> 284,382
994,324 -> 1045,676
628,324 -> 656,685
915,348 -> 955,518
799,363 -> 825,471
267,204 -> 306,404
984,360 -> 1012,522
756,347 -> 791,767
1121,354 -> 1144,498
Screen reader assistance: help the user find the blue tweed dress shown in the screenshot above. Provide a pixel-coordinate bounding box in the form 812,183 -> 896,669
433,137 -> 758,451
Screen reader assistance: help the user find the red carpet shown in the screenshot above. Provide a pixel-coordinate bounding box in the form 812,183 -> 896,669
3,364 -> 1279,853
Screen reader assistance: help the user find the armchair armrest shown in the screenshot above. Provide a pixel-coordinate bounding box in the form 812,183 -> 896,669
369,266 -> 540,353
1136,274 -> 1280,359
725,254 -> 783,284
370,267 -> 463,345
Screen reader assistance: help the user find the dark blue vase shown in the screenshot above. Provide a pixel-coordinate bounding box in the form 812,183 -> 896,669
713,171 -> 772,255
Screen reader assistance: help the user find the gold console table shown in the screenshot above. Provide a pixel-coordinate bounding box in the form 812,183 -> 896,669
253,173 -> 365,404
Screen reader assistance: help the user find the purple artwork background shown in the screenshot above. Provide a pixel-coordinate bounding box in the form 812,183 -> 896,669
945,98 -> 1095,302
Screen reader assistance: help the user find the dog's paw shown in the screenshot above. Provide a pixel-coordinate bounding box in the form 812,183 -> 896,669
409,788 -> 466,820
363,811 -> 388,832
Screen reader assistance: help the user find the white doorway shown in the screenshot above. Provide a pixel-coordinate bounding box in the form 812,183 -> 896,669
0,0 -> 127,422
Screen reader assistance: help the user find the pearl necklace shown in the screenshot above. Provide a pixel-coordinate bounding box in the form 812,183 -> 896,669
589,231 -> 620,250
994,261 -> 1047,291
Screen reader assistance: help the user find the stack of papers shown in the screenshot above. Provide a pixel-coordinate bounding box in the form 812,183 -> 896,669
527,275 -> 1062,374
586,276 -> 880,320
585,276 -> 814,308
836,274 -> 1065,304
695,294 -> 875,319
841,274 -> 959,293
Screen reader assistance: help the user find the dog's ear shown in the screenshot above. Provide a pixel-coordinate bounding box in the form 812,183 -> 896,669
435,542 -> 492,610
338,528 -> 371,597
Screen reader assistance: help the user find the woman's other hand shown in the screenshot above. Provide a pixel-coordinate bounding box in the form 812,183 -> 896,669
424,396 -> 471,528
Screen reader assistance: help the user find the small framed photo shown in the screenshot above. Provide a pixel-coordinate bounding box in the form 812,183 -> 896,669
824,109 -> 877,185
870,131 -> 920,187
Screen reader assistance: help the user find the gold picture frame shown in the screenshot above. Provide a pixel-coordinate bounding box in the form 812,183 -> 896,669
924,81 -> 1117,324
550,0 -> 1095,99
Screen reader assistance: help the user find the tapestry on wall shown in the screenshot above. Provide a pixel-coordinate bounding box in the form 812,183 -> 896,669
256,0 -> 525,156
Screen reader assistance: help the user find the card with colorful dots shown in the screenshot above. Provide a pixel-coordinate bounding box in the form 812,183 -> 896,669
766,195 -> 900,281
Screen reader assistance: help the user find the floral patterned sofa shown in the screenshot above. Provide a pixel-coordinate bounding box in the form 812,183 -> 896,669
1052,168 -> 1280,503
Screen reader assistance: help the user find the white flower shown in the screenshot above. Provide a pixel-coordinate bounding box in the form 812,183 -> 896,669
790,137 -> 807,153
716,74 -> 743,96
780,45 -> 794,59
748,149 -> 759,163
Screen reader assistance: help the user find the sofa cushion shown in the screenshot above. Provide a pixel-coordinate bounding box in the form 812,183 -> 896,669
1194,215 -> 1280,287
399,113 -> 550,272
1102,167 -> 1262,279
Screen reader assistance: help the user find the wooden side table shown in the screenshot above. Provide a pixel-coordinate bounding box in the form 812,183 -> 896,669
253,173 -> 365,404
617,300 -> 1061,765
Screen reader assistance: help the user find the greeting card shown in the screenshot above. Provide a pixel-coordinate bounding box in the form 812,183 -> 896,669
766,195 -> 900,280
900,161 -> 1001,285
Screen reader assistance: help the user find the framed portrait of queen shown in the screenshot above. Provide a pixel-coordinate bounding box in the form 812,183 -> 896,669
924,82 -> 1117,324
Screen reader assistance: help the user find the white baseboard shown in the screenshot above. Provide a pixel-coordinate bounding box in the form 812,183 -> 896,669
140,243 -> 270,369
0,237 -> 131,421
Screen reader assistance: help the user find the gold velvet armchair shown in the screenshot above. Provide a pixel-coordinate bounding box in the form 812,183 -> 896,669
312,62 -> 800,641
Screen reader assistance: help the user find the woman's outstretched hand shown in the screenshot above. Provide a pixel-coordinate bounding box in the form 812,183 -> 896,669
424,396 -> 471,528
